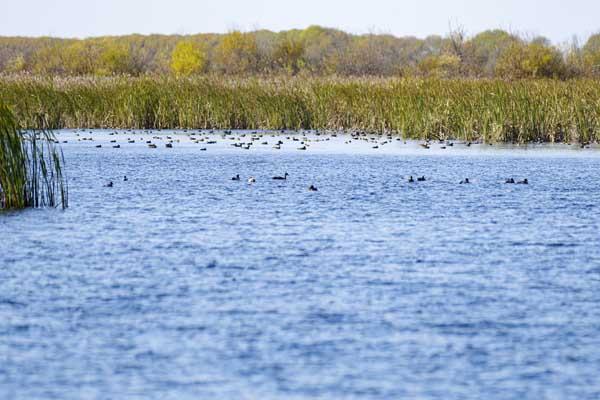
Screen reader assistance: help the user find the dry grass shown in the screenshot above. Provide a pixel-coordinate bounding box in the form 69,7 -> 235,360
1,76 -> 599,143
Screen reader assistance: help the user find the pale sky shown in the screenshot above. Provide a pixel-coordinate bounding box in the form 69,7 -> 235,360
2,0 -> 599,44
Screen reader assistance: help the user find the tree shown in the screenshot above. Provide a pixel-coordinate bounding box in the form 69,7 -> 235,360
4,55 -> 26,74
170,40 -> 207,76
273,34 -> 305,75
62,41 -> 98,75
583,34 -> 600,76
464,30 -> 518,77
215,31 -> 258,74
98,42 -> 133,75
495,40 -> 565,79
418,54 -> 461,78
30,40 -> 68,75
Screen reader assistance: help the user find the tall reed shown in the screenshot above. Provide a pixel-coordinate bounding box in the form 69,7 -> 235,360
0,103 -> 68,210
1,76 -> 600,143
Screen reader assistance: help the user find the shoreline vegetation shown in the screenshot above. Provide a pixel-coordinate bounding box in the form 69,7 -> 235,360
1,76 -> 599,143
1,27 -> 600,79
0,103 -> 68,210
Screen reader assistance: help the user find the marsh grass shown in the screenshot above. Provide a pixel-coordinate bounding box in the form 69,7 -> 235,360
1,76 -> 600,143
0,103 -> 68,210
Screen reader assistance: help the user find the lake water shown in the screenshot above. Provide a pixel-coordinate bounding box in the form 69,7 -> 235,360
2,130 -> 600,399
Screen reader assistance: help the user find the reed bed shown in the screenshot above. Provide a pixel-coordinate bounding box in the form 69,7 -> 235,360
0,103 -> 68,210
1,76 -> 600,143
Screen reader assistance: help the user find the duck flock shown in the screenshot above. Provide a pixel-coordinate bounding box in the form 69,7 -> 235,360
54,128 -> 531,189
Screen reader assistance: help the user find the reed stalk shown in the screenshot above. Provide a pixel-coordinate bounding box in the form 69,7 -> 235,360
0,103 -> 68,210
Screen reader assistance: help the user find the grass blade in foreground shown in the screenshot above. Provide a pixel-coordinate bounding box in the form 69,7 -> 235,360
0,103 -> 68,210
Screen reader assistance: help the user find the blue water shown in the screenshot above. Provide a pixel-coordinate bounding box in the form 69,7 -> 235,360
2,130 -> 600,399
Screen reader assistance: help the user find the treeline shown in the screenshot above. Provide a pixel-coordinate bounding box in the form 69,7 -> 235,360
1,26 -> 600,79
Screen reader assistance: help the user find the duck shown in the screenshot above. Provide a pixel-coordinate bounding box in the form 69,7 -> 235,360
308,185 -> 318,192
248,177 -> 256,184
148,143 -> 157,149
273,173 -> 289,180
505,178 -> 515,184
517,179 -> 529,185
113,144 -> 121,149
460,178 -> 470,184
104,181 -> 113,187
95,144 -> 102,148
123,176 -> 128,182
165,143 -> 173,148
408,176 -> 415,183
231,174 -> 241,181
298,146 -> 307,150
417,176 -> 426,182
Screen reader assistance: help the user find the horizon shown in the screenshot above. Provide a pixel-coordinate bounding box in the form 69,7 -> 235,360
2,0 -> 599,44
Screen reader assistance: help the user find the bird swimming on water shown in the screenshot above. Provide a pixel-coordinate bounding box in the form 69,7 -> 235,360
308,185 -> 318,192
248,176 -> 256,184
408,176 -> 415,183
273,172 -> 289,180
460,178 -> 470,184
123,176 -> 128,182
104,181 -> 113,187
505,178 -> 515,184
517,178 -> 529,184
417,176 -> 426,182
231,174 -> 241,181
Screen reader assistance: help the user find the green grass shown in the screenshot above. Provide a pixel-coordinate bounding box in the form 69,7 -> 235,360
0,103 -> 68,210
1,76 -> 600,143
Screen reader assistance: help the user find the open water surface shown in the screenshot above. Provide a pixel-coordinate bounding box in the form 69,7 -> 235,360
2,130 -> 600,399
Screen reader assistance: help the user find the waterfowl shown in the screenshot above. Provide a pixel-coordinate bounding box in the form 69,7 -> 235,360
420,143 -> 430,149
308,185 -> 318,192
417,176 -> 426,182
298,146 -> 307,150
104,181 -> 113,187
113,144 -> 121,149
148,144 -> 157,149
95,144 -> 102,148
231,174 -> 241,181
273,172 -> 289,180
123,176 -> 128,182
460,178 -> 470,184
165,143 -> 173,148
248,177 -> 256,184
408,176 -> 415,183
517,179 -> 529,184
505,178 -> 515,184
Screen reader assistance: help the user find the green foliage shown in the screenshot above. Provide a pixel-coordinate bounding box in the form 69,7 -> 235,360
0,103 -> 68,210
1,76 -> 599,144
583,34 -> 600,76
170,40 -> 207,76
98,42 -> 133,75
215,31 -> 258,74
273,34 -> 305,75
496,41 -> 566,79
0,27 -> 585,79
463,30 -> 518,76
5,55 -> 26,74
418,54 -> 462,78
